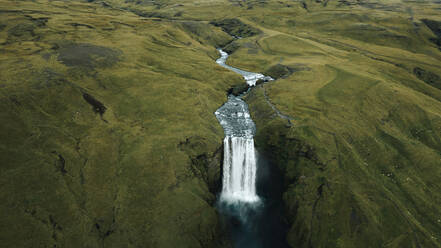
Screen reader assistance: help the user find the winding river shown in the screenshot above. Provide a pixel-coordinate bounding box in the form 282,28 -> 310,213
215,49 -> 272,205
214,50 -> 288,248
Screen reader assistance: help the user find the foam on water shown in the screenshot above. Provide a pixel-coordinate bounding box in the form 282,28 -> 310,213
215,48 -> 290,248
215,49 -> 271,205
216,49 -> 272,86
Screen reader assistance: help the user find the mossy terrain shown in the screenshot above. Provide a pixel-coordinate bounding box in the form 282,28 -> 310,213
1,0 -> 441,247
0,0 -> 242,247
235,1 -> 441,247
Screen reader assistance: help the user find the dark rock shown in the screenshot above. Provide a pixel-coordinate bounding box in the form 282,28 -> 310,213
256,77 -> 273,86
57,155 -> 67,174
337,0 -> 361,7
255,78 -> 267,86
210,18 -> 261,38
67,23 -> 95,29
101,1 -> 111,7
82,93 -> 107,116
24,15 -> 48,27
51,152 -> 67,174
270,64 -> 311,80
257,123 -> 322,170
265,64 -> 293,79
227,82 -> 250,96
223,41 -> 240,54
317,183 -> 324,196
301,1 -> 308,11
422,19 -> 441,37
413,67 -> 441,90
178,136 -> 223,195
429,37 -> 441,47
265,64 -> 304,79
422,19 -> 441,48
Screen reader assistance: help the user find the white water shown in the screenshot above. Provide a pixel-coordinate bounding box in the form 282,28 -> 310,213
216,49 -> 272,86
221,137 -> 259,203
215,49 -> 272,204
215,96 -> 259,204
215,49 -> 290,248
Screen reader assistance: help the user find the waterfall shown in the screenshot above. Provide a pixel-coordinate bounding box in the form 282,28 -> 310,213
214,49 -> 289,248
215,95 -> 260,205
221,136 -> 259,203
215,49 -> 272,205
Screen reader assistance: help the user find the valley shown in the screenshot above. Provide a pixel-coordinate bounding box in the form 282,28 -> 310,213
1,0 -> 441,247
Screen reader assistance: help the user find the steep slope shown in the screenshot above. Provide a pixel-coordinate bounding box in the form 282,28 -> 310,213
1,0 -> 441,247
0,0 -> 242,247
234,1 -> 441,247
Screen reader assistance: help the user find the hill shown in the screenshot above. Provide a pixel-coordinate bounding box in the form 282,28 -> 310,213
1,0 -> 440,247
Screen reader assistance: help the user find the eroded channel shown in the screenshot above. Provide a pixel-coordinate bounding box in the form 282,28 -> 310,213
215,49 -> 289,248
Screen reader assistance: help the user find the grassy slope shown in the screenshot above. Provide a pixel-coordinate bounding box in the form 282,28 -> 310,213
1,0 -> 441,247
0,0 -> 244,247
93,1 -> 441,246
229,0 -> 441,247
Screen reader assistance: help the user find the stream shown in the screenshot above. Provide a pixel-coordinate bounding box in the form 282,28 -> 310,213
214,49 -> 289,248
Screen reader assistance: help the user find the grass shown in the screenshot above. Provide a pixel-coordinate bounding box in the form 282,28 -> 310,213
0,0 -> 241,247
1,0 -> 441,247
237,1 -> 441,247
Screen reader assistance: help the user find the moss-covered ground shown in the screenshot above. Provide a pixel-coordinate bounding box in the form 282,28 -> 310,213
236,1 -> 441,247
1,0 -> 441,247
0,0 -> 242,247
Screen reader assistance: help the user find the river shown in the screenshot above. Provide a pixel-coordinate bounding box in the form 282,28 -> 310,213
214,49 -> 289,248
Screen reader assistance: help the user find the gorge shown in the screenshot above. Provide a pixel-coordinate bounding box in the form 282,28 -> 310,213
1,0 -> 441,247
215,50 -> 289,248
215,49 -> 266,205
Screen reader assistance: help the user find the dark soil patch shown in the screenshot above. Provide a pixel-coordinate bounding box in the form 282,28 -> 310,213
57,43 -> 121,69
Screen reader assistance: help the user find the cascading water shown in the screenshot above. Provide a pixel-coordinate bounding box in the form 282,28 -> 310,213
215,49 -> 271,205
216,49 -> 271,86
216,98 -> 259,204
214,49 -> 289,248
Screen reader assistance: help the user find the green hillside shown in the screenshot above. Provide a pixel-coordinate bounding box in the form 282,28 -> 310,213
1,0 -> 441,247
